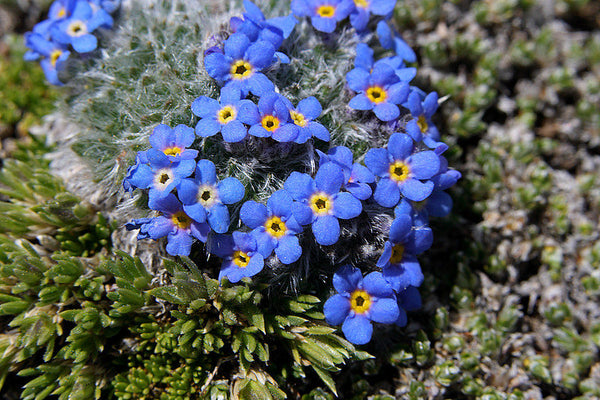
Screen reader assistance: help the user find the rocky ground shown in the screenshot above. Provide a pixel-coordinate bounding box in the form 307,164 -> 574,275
1,0 -> 599,398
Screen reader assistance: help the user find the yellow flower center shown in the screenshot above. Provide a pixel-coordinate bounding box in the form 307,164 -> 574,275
309,192 -> 332,216
163,147 -> 183,157
390,244 -> 405,264
57,8 -> 66,18
217,106 -> 237,124
197,185 -> 218,208
316,5 -> 335,17
417,115 -> 429,133
261,115 -> 280,132
290,111 -> 307,127
265,216 -> 287,239
233,250 -> 250,268
354,0 -> 369,8
389,161 -> 410,183
350,290 -> 371,314
366,86 -> 388,104
230,60 -> 253,80
50,49 -> 62,67
67,20 -> 87,37
154,168 -> 174,189
171,211 -> 192,229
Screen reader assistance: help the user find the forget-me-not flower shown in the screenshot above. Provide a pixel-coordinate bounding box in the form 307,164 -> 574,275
248,92 -> 299,142
365,132 -> 441,207
284,163 -> 362,246
317,146 -> 375,200
24,32 -> 70,85
192,86 -> 260,143
50,0 -> 113,53
149,124 -> 198,162
376,213 -> 432,292
126,149 -> 195,205
324,265 -> 399,344
240,190 -> 304,264
209,232 -> 265,283
177,160 -> 245,234
346,62 -> 410,121
349,0 -> 396,32
395,285 -> 422,327
288,96 -> 330,143
204,33 -> 276,96
126,194 -> 210,256
406,90 -> 441,142
376,20 -> 416,63
291,0 -> 354,33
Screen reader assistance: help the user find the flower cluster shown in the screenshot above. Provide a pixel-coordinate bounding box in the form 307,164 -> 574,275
23,0 -> 119,85
124,0 -> 460,345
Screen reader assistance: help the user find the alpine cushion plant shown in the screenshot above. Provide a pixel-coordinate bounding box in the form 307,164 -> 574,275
324,265 -> 399,345
284,163 -> 363,246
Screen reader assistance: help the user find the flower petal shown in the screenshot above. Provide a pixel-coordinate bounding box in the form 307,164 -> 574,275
275,235 -> 302,264
408,151 -> 440,180
324,294 -> 350,326
400,178 -> 434,202
332,192 -> 362,219
240,201 -> 268,229
313,215 -> 340,246
370,298 -> 400,324
342,314 -> 373,345
315,162 -> 344,195
374,178 -> 401,208
207,203 -> 231,233
284,172 -> 315,201
218,177 -> 245,204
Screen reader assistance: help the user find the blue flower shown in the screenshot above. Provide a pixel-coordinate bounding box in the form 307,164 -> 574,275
48,0 -> 77,21
365,132 -> 441,207
90,0 -> 121,14
376,20 -> 416,63
394,169 -> 461,224
376,213 -> 432,292
123,150 -> 148,192
317,146 -> 375,200
405,90 -> 441,142
240,190 -> 304,264
291,0 -> 354,33
288,96 -> 330,143
346,62 -> 410,121
24,32 -> 70,85
323,265 -> 399,345
50,0 -> 113,53
395,285 -> 421,327
209,231 -> 265,283
125,149 -> 195,204
349,0 -> 396,32
204,33 -> 276,96
231,0 -> 297,50
284,163 -> 362,246
125,194 -> 210,256
149,124 -> 198,161
192,86 -> 260,143
353,43 -> 416,83
248,92 -> 299,142
177,160 -> 245,234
